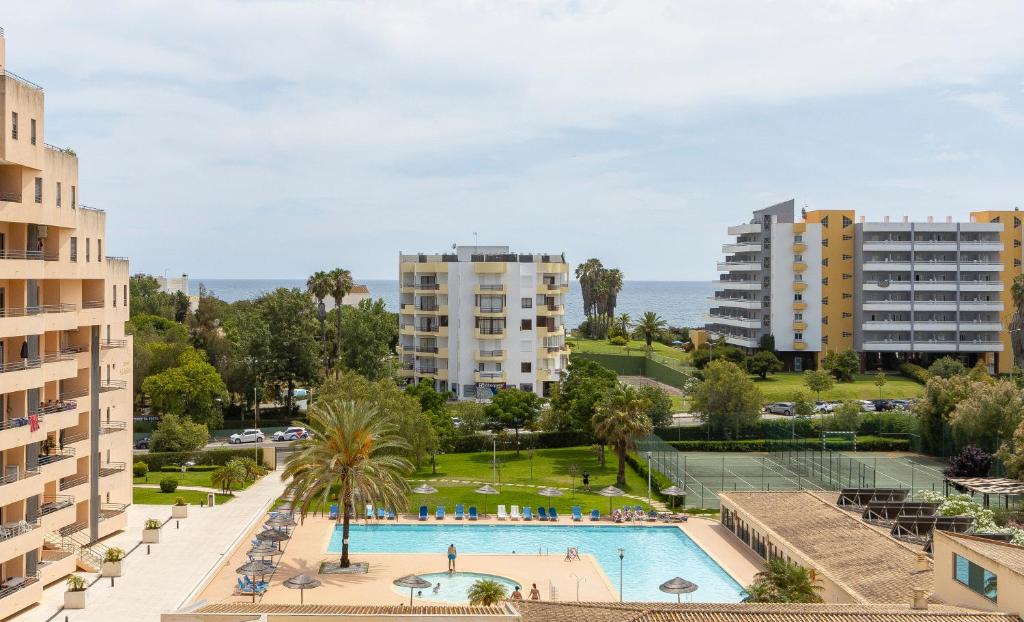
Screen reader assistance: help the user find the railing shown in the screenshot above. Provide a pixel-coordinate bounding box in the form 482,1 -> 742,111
0,468 -> 40,487
0,518 -> 39,542
106,256 -> 128,261
100,338 -> 128,349
40,495 -> 74,516
0,356 -> 42,373
98,462 -> 126,477
58,521 -> 88,538
478,284 -> 504,291
545,304 -> 563,311
99,379 -> 128,392
414,283 -> 440,290
477,327 -> 505,335
59,474 -> 88,491
477,371 -> 504,379
415,346 -> 438,354
415,304 -> 439,311
79,204 -> 105,213
0,249 -> 59,261
543,283 -> 565,290
0,574 -> 39,602
99,503 -> 128,521
37,448 -> 75,466
44,143 -> 76,157
43,351 -> 76,364
81,300 -> 104,309
416,367 -> 439,375
414,325 -> 439,333
0,413 -> 42,432
60,387 -> 89,400
0,303 -> 78,317
0,191 -> 21,203
479,350 -> 504,357
100,420 -> 127,434
62,430 -> 88,444
477,306 -> 504,313
2,69 -> 44,91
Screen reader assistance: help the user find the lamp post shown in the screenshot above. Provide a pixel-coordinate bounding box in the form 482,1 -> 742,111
570,464 -> 577,502
528,448 -> 535,481
618,548 -> 624,601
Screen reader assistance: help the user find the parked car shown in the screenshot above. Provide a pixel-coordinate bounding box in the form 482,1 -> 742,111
273,427 -> 308,442
814,401 -> 834,413
872,399 -> 896,412
229,429 -> 265,444
765,402 -> 795,416
859,400 -> 877,412
890,399 -> 913,411
134,437 -> 151,449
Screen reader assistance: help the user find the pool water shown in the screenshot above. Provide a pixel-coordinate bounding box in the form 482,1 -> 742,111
328,524 -> 746,602
394,571 -> 519,603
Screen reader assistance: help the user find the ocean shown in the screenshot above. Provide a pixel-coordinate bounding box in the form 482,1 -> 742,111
190,279 -> 715,329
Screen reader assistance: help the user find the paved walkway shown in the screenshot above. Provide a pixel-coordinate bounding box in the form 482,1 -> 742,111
16,470 -> 287,622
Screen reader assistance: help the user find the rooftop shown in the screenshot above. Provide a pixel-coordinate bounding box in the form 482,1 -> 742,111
938,532 -> 1024,575
719,491 -> 931,604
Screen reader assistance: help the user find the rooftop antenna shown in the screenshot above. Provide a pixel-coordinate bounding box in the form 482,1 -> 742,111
473,231 -> 478,252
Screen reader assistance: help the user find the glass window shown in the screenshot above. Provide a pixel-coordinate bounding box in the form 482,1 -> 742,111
954,554 -> 997,602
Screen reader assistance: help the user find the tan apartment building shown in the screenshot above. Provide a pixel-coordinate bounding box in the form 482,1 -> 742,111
0,28 -> 133,619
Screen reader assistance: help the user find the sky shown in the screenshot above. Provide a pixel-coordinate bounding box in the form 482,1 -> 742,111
4,1 -> 1024,281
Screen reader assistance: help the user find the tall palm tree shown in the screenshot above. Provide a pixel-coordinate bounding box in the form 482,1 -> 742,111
282,400 -> 411,567
615,313 -> 631,338
592,385 -> 653,486
602,268 -> 624,319
467,579 -> 508,606
1011,274 -> 1024,366
212,459 -> 246,495
327,268 -> 353,375
575,258 -> 602,330
307,271 -> 333,370
745,558 -> 823,603
636,311 -> 667,349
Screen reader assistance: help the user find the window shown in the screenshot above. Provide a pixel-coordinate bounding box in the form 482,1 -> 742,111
794,313 -> 803,320
842,216 -> 852,227
822,335 -> 829,344
97,239 -> 102,260
821,215 -> 829,228
793,293 -> 803,301
822,296 -> 829,305
123,284 -> 127,305
842,312 -> 852,318
30,119 -> 36,145
794,235 -> 803,243
954,553 -> 997,602
794,254 -> 803,262
822,258 -> 829,267
1016,217 -> 1021,229
842,254 -> 852,260
842,292 -> 852,299
822,316 -> 829,325
822,238 -> 829,247
56,182 -> 61,207
1016,239 -> 1021,248
794,274 -> 803,282
842,273 -> 852,280
71,185 -> 76,209
70,237 -> 77,262
11,112 -> 17,140
521,362 -> 532,373
821,277 -> 829,285
842,234 -> 852,241
86,238 -> 90,262
520,319 -> 532,330
113,285 -> 117,307
794,332 -> 803,340
34,177 -> 42,203
521,297 -> 532,309
842,331 -> 852,338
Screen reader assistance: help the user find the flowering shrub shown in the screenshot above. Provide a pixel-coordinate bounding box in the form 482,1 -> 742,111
919,491 -> 1024,544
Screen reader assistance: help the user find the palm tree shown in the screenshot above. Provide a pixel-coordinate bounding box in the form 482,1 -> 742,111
592,385 -> 653,486
636,311 -> 666,350
615,313 -> 631,337
1011,274 -> 1024,365
467,579 -> 508,606
745,558 -> 823,603
327,268 -> 354,375
282,400 -> 411,568
575,258 -> 602,334
307,271 -> 333,371
212,459 -> 246,494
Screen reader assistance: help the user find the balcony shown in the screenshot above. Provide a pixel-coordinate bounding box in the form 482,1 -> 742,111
475,284 -> 505,294
100,420 -> 128,435
717,280 -> 761,291
39,495 -> 75,533
793,340 -> 808,351
413,304 -> 447,316
0,303 -> 77,339
727,223 -> 761,235
537,325 -> 565,338
793,282 -> 807,292
98,462 -> 126,478
863,280 -> 912,291
537,346 -> 565,359
415,367 -> 448,380
0,573 -> 41,622
717,261 -> 761,272
537,282 -> 569,294
474,371 -> 507,384
862,261 -> 912,272
792,302 -> 807,311
959,300 -> 1004,312
475,327 -> 506,339
792,243 -> 807,253
912,321 -> 958,332
0,518 -> 41,561
958,340 -> 1004,352
862,340 -> 912,352
958,241 -> 1002,252
100,338 -> 128,349
709,296 -> 761,310
706,331 -> 759,349
0,351 -> 77,393
59,473 -> 88,498
0,468 -> 41,503
537,369 -> 558,382
863,240 -> 912,252
408,282 -> 448,294
474,262 -> 506,274
0,414 -> 46,452
792,321 -> 807,331
706,314 -> 760,330
536,304 -> 564,316
475,350 -> 506,362
958,281 -> 1003,292
863,300 -> 912,312
792,262 -> 807,273
959,322 -> 1002,332
722,242 -> 762,254
863,321 -> 912,332
475,306 -> 506,318
99,379 -> 128,392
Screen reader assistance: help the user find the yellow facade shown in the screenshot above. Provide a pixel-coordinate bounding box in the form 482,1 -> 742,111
969,210 -> 1021,373
804,210 -> 855,365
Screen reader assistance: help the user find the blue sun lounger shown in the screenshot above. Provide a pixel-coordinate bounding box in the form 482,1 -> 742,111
549,507 -> 559,521
590,509 -> 600,521
329,504 -> 339,520
572,506 -> 582,521
419,505 -> 428,521
468,506 -> 478,520
455,504 -> 465,520
377,508 -> 386,519
537,507 -> 548,521
436,505 -> 446,520
523,506 -> 534,521
387,509 -> 396,520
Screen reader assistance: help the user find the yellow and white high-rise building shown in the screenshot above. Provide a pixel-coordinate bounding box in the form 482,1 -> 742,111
398,247 -> 570,399
0,29 -> 133,618
709,200 -> 1016,373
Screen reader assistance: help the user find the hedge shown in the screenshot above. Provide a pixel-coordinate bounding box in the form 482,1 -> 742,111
159,464 -> 219,473
625,452 -> 674,504
899,362 -> 930,384
450,431 -> 593,453
655,412 -> 919,442
135,448 -> 265,471
667,436 -> 910,452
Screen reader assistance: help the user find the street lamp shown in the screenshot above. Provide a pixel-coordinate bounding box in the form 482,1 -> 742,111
570,464 -> 578,502
618,548 -> 625,601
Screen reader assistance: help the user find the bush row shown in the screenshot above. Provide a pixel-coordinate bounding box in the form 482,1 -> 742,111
135,448 -> 266,471
899,362 -> 930,384
449,431 -> 593,453
666,435 -> 910,452
625,452 -> 674,503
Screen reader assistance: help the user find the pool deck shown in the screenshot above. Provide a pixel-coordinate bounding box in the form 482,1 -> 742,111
194,514 -> 763,607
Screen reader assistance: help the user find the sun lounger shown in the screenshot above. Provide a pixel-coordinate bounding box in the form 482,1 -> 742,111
419,505 -> 428,521
537,507 -> 548,521
377,508 -> 386,519
572,506 -> 582,521
436,505 -> 446,520
365,504 -> 374,519
468,506 -> 478,520
510,505 -> 521,520
633,504 -> 643,513
329,504 -> 339,520
523,506 -> 533,521
497,505 -> 508,520
387,509 -> 396,520
589,509 -> 600,521
549,507 -> 559,521
455,504 -> 465,520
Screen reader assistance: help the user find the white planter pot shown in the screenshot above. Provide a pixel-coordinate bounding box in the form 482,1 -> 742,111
101,560 -> 122,577
65,590 -> 87,609
142,528 -> 160,544
171,504 -> 188,519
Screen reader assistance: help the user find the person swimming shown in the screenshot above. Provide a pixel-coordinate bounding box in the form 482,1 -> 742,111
433,582 -> 441,594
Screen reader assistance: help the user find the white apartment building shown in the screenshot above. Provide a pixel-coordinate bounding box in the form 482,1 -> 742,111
398,247 -> 570,400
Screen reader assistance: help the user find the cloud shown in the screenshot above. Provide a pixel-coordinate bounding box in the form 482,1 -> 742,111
950,91 -> 1024,128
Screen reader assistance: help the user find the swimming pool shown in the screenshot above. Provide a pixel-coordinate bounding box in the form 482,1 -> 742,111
393,572 -> 519,603
328,524 -> 746,602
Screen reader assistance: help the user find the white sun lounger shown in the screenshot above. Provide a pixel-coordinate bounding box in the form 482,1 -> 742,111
497,505 -> 508,520
510,505 -> 521,521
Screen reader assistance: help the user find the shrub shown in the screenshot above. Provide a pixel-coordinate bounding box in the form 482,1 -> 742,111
174,497 -> 187,506
608,336 -> 628,346
625,452 -> 674,503
899,362 -> 930,384
159,477 -> 179,493
144,518 -> 162,530
135,448 -> 265,471
928,357 -> 967,379
104,547 -> 125,563
132,461 -> 149,478
66,575 -> 87,592
666,436 -> 910,452
159,464 -> 219,473
945,445 -> 992,478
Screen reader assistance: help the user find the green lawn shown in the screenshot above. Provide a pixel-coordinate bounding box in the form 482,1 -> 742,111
566,337 -> 690,363
134,469 -> 257,490
132,487 -> 234,505
754,372 -> 924,403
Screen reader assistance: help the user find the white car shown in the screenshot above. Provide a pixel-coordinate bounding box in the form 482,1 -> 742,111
814,401 -> 834,414
273,427 -> 308,442
765,402 -> 795,416
229,428 -> 265,444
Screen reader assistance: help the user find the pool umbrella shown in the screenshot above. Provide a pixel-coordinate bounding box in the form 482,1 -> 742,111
256,528 -> 290,543
247,542 -> 284,558
266,514 -> 297,528
236,560 -> 273,603
659,577 -> 698,602
660,485 -> 686,510
412,483 -> 438,494
283,574 -> 322,605
474,484 -> 499,516
597,485 -> 624,515
394,574 -> 433,606
538,487 -> 563,512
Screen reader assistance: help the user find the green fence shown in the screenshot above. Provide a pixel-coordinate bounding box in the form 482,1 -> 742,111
570,352 -> 694,391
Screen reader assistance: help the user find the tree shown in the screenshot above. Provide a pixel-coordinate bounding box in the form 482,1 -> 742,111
334,299 -> 397,381
747,350 -> 783,380
945,446 -> 993,478
307,270 -> 334,369
467,579 -> 508,606
328,268 -> 354,374
637,384 -> 673,427
128,313 -> 191,409
791,391 -> 814,418
142,348 -> 228,429
258,288 -> 321,416
912,375 -> 974,455
406,381 -> 457,452
614,313 -> 631,338
829,401 -> 862,432
874,370 -> 887,399
484,388 -> 542,453
549,358 -> 618,434
690,360 -> 762,438
758,334 -> 776,352
282,400 -> 412,568
211,459 -> 246,495
691,343 -> 747,369
575,259 -> 624,339
999,419 -> 1024,478
803,369 -> 834,401
949,380 -> 1024,453
928,356 -> 966,379
1011,273 -> 1024,366
636,311 -> 666,349
745,558 -> 823,603
823,350 -> 859,382
592,385 -> 654,485
150,413 -> 209,452
968,360 -> 993,383
130,273 -> 188,321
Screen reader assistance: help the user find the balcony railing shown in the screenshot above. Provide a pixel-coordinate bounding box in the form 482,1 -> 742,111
542,283 -> 565,290
62,430 -> 87,444
99,503 -> 128,521
413,325 -> 440,333
59,474 -> 88,491
99,379 -> 128,392
477,327 -> 505,335
415,346 -> 438,354
477,307 -> 504,313
98,462 -> 126,477
100,338 -> 128,349
0,356 -> 42,373
37,448 -> 75,466
58,520 -> 87,537
415,304 -> 439,312
0,518 -> 39,542
81,300 -> 104,310
476,371 -> 504,380
2,69 -> 44,91
0,191 -> 21,203
478,350 -> 504,357
0,414 -> 42,433
0,573 -> 39,604
100,420 -> 127,434
40,495 -> 74,516
60,387 -> 89,400
414,283 -> 440,290
0,468 -> 40,488
0,250 -> 58,261
0,303 -> 76,318
478,284 -> 504,291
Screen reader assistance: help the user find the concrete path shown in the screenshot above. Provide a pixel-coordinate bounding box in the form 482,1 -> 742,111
16,470 -> 287,622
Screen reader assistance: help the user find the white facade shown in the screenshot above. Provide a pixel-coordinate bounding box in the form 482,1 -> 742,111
769,222 -> 823,358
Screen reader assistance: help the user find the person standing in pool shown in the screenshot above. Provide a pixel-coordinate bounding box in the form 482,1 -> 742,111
529,583 -> 541,600
447,544 -> 457,572
511,586 -> 523,600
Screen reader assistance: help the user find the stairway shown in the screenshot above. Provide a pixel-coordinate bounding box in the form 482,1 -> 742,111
44,527 -> 108,572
